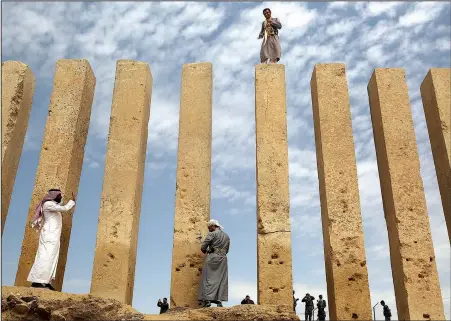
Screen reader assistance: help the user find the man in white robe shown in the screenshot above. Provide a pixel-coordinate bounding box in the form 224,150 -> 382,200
27,189 -> 75,290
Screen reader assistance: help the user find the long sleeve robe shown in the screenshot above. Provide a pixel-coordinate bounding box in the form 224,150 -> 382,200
198,229 -> 230,302
27,200 -> 75,284
258,18 -> 282,63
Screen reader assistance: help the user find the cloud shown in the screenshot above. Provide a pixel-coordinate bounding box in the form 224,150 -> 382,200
326,18 -> 360,36
228,280 -> 257,303
2,1 -> 450,318
367,2 -> 405,17
399,2 -> 448,27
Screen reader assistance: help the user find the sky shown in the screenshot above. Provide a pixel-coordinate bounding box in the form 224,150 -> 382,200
1,1 -> 450,320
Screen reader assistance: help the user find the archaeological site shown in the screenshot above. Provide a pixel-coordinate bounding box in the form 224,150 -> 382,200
1,59 -> 450,320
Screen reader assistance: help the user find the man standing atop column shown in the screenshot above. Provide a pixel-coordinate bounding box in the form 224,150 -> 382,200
302,293 -> 315,321
317,294 -> 327,321
258,8 -> 282,64
198,219 -> 230,308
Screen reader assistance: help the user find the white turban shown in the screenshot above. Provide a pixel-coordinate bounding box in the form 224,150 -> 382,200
207,219 -> 224,230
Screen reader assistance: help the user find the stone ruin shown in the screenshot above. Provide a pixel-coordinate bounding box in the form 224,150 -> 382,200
1,59 -> 450,320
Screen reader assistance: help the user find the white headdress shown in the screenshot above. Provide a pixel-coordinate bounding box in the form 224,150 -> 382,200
207,219 -> 224,230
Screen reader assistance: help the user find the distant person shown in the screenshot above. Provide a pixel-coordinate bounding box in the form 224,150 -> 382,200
27,189 -> 76,290
241,295 -> 255,304
157,298 -> 169,314
198,219 -> 230,308
317,294 -> 327,321
381,300 -> 392,321
293,290 -> 299,312
302,293 -> 315,321
258,8 -> 282,64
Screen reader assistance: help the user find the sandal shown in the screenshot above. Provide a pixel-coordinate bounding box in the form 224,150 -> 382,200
201,300 -> 211,308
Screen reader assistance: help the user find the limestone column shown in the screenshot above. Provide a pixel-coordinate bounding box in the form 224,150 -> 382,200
255,64 -> 293,309
15,59 -> 96,290
420,68 -> 451,243
310,63 -> 372,320
2,61 -> 35,236
170,62 -> 212,308
368,68 -> 445,320
90,60 -> 152,305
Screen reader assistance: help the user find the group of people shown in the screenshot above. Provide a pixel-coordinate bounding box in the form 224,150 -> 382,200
293,292 -> 327,321
27,187 -> 230,313
28,188 -> 393,321
27,4 -> 280,294
25,187 -> 229,308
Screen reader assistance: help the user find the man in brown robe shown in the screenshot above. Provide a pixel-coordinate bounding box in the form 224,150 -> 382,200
258,8 -> 282,64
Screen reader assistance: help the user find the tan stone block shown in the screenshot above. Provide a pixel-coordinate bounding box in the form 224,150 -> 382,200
1,61 -> 35,236
257,233 -> 292,306
15,59 -> 96,290
420,68 -> 451,243
170,62 -> 212,308
255,64 -> 293,309
368,68 -> 445,320
310,63 -> 372,320
90,60 -> 152,305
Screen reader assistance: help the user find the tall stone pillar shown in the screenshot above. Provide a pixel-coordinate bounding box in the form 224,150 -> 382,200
2,61 -> 35,236
90,60 -> 152,305
170,62 -> 212,308
255,64 -> 293,308
420,68 -> 451,243
310,63 -> 372,320
15,60 -> 96,290
368,68 -> 445,320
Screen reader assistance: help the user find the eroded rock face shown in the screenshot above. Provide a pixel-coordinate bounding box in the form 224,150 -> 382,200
2,286 -> 299,321
14,59 -> 96,291
170,62 -> 213,309
90,60 -> 152,305
254,64 -> 293,308
144,304 -> 300,321
1,286 -> 143,320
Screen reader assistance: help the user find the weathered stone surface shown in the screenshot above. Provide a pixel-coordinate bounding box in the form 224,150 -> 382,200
1,61 -> 35,236
310,63 -> 372,320
90,60 -> 152,305
420,68 -> 451,243
1,286 -> 298,321
6,294 -> 21,309
50,311 -> 66,320
35,306 -> 51,319
368,68 -> 445,320
1,286 -> 143,320
144,304 -> 299,320
170,62 -> 212,308
12,303 -> 29,315
14,59 -> 96,290
255,64 -> 293,308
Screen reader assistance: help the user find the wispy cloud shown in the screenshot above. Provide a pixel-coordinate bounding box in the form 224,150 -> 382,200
2,1 -> 450,318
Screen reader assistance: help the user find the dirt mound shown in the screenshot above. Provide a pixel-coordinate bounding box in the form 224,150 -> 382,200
145,304 -> 299,320
2,286 -> 143,320
2,286 -> 299,321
